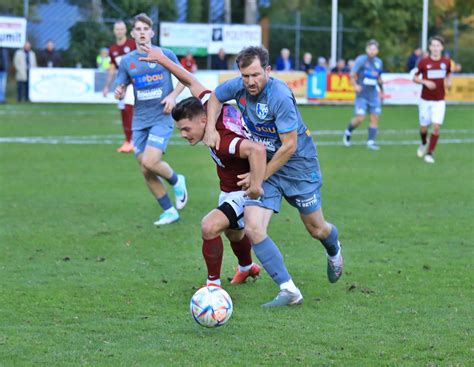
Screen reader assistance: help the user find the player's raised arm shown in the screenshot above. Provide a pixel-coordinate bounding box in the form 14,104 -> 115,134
203,93 -> 224,150
139,45 -> 206,98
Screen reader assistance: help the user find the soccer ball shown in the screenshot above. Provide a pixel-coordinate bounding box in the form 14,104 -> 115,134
190,285 -> 233,328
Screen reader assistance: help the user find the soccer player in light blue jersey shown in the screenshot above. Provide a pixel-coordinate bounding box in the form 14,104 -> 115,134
204,46 -> 344,307
114,13 -> 187,226
343,39 -> 384,150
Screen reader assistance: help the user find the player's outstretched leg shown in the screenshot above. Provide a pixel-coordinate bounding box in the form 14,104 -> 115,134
229,234 -> 261,284
417,127 -> 429,158
301,210 -> 344,283
202,236 -> 224,286
321,225 -> 343,283
173,174 -> 188,210
253,237 -> 303,307
424,124 -> 440,164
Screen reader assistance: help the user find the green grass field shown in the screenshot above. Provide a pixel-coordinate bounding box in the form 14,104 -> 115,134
1,103 -> 473,366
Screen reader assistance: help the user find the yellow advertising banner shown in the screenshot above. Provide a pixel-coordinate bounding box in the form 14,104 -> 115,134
325,73 -> 355,101
445,76 -> 474,102
218,71 -> 308,99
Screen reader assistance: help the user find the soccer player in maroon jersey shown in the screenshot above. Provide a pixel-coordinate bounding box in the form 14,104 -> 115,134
413,36 -> 452,164
102,20 -> 136,153
140,45 -> 266,286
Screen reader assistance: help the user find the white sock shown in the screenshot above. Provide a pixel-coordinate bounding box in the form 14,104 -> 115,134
280,279 -> 298,293
328,249 -> 341,261
207,278 -> 221,286
238,263 -> 253,272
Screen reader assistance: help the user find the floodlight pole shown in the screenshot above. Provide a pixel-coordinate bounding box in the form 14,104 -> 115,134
422,0 -> 429,52
330,0 -> 338,68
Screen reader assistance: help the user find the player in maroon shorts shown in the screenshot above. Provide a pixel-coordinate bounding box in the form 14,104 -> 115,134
140,45 -> 266,286
102,20 -> 136,153
413,36 -> 452,164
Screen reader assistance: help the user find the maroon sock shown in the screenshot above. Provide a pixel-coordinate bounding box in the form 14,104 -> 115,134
120,104 -> 133,142
420,131 -> 428,145
428,133 -> 439,154
202,236 -> 223,282
230,234 -> 253,267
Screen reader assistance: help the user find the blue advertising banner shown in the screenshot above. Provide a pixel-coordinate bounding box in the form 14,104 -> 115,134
307,71 -> 327,99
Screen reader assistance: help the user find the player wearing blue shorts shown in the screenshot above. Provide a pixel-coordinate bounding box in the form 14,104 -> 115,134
114,13 -> 187,226
343,39 -> 384,150
204,46 -> 344,307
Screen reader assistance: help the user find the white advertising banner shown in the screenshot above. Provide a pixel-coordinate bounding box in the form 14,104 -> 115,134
208,24 -> 262,54
0,16 -> 27,48
29,68 -> 116,103
382,73 -> 422,105
160,22 -> 262,55
160,22 -> 209,56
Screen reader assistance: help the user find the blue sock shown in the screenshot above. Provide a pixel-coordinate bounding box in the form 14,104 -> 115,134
347,123 -> 355,133
166,172 -> 178,186
252,237 -> 291,286
157,194 -> 173,211
368,127 -> 378,141
321,224 -> 340,256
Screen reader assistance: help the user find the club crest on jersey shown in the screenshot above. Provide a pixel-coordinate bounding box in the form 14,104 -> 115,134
148,62 -> 157,69
256,103 -> 268,119
440,63 -> 446,70
124,46 -> 131,53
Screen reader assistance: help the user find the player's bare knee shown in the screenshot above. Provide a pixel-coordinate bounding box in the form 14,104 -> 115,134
244,224 -> 266,244
201,218 -> 220,239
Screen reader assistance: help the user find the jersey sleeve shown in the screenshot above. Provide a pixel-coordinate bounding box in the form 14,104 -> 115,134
114,57 -> 130,86
217,130 -> 244,158
163,48 -> 180,65
215,77 -> 242,103
352,55 -> 365,74
271,84 -> 298,134
414,59 -> 424,76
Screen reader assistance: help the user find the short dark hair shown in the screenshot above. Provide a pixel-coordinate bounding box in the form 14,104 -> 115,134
171,97 -> 206,122
429,35 -> 444,47
236,46 -> 269,69
132,13 -> 153,28
366,39 -> 379,48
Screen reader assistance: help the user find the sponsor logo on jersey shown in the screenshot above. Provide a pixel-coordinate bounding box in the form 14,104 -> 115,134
256,103 -> 269,119
133,72 -> 164,88
427,69 -> 446,79
243,114 -> 277,139
136,87 -> 163,101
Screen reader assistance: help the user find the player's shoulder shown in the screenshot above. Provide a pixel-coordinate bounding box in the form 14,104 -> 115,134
268,77 -> 292,98
160,47 -> 177,57
355,54 -> 367,63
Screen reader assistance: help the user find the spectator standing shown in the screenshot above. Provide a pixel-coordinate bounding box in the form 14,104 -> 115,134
13,41 -> 37,102
275,48 -> 294,71
180,51 -> 197,73
96,47 -> 111,71
315,57 -> 327,72
211,48 -> 228,70
0,47 -> 8,103
39,40 -> 62,67
300,52 -> 314,74
331,59 -> 349,73
406,47 -> 422,71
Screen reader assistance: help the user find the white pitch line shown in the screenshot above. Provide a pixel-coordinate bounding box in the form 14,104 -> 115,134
1,136 -> 473,146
